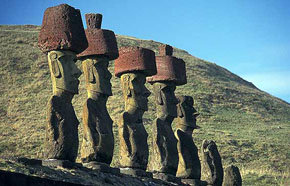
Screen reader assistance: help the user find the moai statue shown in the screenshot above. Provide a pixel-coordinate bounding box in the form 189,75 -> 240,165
147,44 -> 187,182
114,46 -> 157,177
77,13 -> 118,170
201,140 -> 224,186
38,4 -> 87,164
175,96 -> 203,185
223,165 -> 242,186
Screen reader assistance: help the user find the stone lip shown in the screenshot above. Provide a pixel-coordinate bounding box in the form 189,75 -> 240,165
147,56 -> 187,85
114,46 -> 157,77
77,29 -> 119,60
38,4 -> 88,54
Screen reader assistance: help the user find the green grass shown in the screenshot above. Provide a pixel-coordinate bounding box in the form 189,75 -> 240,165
0,25 -> 289,185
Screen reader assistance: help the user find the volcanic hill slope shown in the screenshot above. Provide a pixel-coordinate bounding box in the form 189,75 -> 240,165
0,25 -> 289,185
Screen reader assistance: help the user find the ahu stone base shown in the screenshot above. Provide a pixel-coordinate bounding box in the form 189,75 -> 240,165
120,167 -> 153,178
153,172 -> 181,184
82,161 -> 120,175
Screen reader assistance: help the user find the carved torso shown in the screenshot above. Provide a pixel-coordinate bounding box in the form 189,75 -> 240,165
45,95 -> 79,162
175,128 -> 201,179
118,112 -> 149,170
81,98 -> 114,164
151,118 -> 178,175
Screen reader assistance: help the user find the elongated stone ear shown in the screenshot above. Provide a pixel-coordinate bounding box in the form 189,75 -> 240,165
157,91 -> 163,105
154,84 -> 163,105
177,103 -> 184,117
122,75 -> 132,97
88,65 -> 95,83
50,52 -> 60,78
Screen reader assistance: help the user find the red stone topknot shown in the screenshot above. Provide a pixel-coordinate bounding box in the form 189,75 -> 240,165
38,4 -> 88,54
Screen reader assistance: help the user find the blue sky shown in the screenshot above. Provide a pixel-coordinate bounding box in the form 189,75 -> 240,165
1,0 -> 289,103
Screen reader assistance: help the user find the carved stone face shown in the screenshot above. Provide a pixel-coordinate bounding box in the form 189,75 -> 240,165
48,50 -> 82,94
82,56 -> 112,96
121,73 -> 150,113
176,96 -> 200,131
153,82 -> 178,118
177,96 -> 196,122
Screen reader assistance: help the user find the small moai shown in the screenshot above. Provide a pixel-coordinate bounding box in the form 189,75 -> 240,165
175,96 -> 204,185
147,44 -> 187,183
77,13 -> 119,172
114,46 -> 157,177
223,165 -> 242,186
201,140 -> 224,186
38,4 -> 88,164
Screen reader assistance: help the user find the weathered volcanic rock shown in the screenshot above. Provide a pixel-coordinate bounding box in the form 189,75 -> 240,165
151,118 -> 179,175
86,13 -> 102,29
175,129 -> 201,179
80,98 -> 114,164
201,140 -> 224,186
114,46 -> 157,77
159,44 -> 173,56
45,95 -> 79,162
0,170 -> 83,186
175,95 -> 201,180
146,44 -> 187,85
38,4 -> 88,54
77,13 -> 119,60
175,58 -> 187,85
223,165 -> 242,186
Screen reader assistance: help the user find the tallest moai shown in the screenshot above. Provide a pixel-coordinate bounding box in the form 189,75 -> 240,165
38,4 -> 88,162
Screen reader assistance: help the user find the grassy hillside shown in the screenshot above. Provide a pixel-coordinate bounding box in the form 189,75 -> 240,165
0,25 -> 289,185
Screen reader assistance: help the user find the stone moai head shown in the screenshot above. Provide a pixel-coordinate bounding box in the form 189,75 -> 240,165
77,13 -> 119,98
121,73 -> 150,114
115,46 -> 157,118
38,4 -> 88,95
153,82 -> 178,119
176,95 -> 200,132
82,57 -> 112,96
48,50 -> 81,94
147,44 -> 187,120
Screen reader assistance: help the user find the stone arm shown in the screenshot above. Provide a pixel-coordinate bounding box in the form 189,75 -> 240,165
47,95 -> 63,142
83,99 -> 98,148
118,112 -> 132,155
175,129 -> 187,163
155,118 -> 167,163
